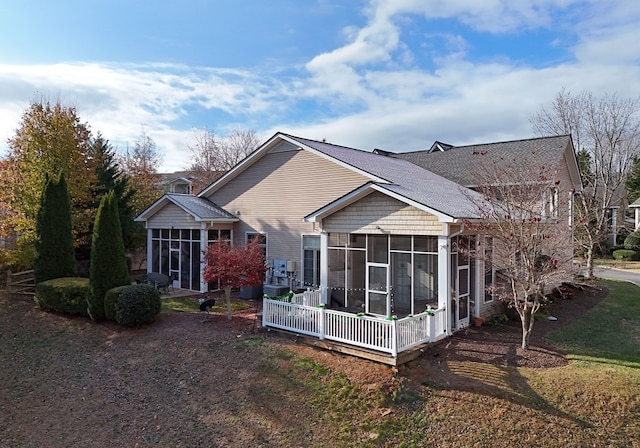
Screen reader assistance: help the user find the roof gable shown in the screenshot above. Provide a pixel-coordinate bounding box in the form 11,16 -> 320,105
136,193 -> 238,222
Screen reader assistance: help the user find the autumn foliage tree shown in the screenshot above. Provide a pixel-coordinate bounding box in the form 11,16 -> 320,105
464,153 -> 574,349
202,238 -> 266,320
2,99 -> 97,252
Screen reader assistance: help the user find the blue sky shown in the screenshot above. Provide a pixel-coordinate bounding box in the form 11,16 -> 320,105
1,0 -> 639,171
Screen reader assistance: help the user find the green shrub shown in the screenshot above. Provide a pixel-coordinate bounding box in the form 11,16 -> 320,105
623,232 -> 640,250
34,277 -> 90,316
612,249 -> 638,261
88,191 -> 130,322
104,285 -> 129,321
115,284 -> 162,326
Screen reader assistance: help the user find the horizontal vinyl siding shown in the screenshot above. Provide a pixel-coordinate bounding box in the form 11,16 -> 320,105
204,148 -> 369,263
147,203 -> 199,228
323,191 -> 444,235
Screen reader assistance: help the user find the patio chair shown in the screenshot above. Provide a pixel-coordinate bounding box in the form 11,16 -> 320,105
146,272 -> 172,293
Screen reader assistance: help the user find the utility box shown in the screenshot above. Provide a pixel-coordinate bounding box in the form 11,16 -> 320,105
273,258 -> 288,278
240,284 -> 263,299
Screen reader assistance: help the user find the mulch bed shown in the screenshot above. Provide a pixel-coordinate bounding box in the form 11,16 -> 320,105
418,282 -> 608,369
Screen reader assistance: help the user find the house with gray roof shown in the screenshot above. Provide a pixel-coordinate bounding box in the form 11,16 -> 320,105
136,132 -> 582,363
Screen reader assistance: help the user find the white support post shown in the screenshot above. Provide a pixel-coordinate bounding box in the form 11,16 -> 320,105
146,226 -> 153,275
320,232 -> 329,305
438,234 -> 451,336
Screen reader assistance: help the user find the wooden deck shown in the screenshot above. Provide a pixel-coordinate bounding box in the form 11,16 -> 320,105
264,326 -> 431,366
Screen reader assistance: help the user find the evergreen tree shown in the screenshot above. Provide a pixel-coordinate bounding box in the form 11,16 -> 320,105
90,134 -> 145,251
34,173 -> 77,283
88,191 -> 130,321
626,156 -> 640,204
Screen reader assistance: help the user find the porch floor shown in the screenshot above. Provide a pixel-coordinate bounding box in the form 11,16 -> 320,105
264,326 -> 431,367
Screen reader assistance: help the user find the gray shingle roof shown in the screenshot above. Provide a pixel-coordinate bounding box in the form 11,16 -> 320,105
284,134 -> 485,219
166,194 -> 237,221
390,135 -> 572,187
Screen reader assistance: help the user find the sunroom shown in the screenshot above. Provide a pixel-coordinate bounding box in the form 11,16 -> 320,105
261,186 -> 486,364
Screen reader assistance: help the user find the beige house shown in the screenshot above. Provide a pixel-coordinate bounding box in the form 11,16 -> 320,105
136,132 -> 582,362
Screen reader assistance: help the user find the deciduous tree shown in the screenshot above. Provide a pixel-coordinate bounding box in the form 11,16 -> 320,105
2,99 -> 98,251
187,128 -> 261,193
119,128 -> 164,214
202,238 -> 266,320
531,89 -> 640,278
464,154 -> 573,349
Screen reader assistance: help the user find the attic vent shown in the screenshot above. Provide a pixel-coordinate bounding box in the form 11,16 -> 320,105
472,151 -> 487,155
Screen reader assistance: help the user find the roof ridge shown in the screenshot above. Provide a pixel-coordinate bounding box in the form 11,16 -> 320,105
393,134 -> 571,155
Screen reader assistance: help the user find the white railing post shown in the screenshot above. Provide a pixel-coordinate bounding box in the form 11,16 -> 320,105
262,296 -> 268,326
318,305 -> 325,340
391,319 -> 398,357
303,290 -> 310,306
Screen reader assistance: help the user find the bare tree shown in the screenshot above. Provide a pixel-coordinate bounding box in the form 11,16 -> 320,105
464,154 -> 574,349
119,128 -> 164,214
187,128 -> 261,193
220,128 -> 261,168
531,90 -> 640,278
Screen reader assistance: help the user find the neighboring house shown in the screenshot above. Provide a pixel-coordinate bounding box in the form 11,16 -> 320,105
136,132 -> 582,363
629,197 -> 640,232
158,172 -> 195,195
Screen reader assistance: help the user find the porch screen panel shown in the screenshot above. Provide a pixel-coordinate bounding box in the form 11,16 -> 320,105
392,252 -> 411,314
328,248 -> 346,307
368,235 -> 388,263
414,253 -> 437,306
161,241 -> 169,275
151,240 -> 160,273
346,249 -> 365,310
180,242 -> 191,290
191,242 -> 201,291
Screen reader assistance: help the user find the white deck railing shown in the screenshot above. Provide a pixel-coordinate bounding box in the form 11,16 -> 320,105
262,292 -> 446,357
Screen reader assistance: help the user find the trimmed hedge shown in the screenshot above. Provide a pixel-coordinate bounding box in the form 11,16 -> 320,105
34,277 -> 90,316
624,232 -> 640,250
104,285 -> 130,321
115,284 -> 162,327
612,249 -> 639,261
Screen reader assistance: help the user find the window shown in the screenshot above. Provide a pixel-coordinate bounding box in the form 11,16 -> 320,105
246,232 -> 267,258
303,236 -> 321,288
544,187 -> 559,218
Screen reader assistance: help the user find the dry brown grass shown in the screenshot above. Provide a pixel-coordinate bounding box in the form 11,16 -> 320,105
1,284 -> 638,447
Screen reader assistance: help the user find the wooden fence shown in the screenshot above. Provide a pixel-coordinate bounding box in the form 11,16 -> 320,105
6,270 -> 35,295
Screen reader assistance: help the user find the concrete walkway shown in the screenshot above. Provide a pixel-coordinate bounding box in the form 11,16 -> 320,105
593,265 -> 640,286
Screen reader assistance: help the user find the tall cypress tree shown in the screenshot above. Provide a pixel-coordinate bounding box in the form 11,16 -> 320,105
88,191 -> 130,321
34,173 -> 77,284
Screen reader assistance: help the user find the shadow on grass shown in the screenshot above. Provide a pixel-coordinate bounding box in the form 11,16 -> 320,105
413,343 -> 594,429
